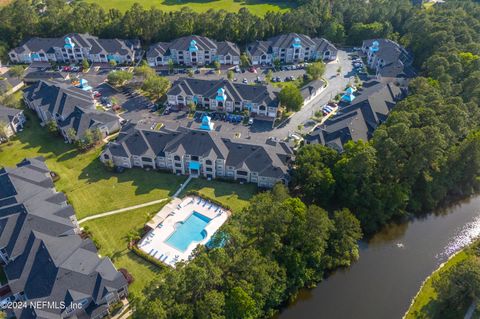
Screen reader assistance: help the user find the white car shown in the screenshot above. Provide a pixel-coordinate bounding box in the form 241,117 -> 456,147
248,118 -> 254,125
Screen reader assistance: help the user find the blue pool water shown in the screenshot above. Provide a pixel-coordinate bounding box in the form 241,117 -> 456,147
165,212 -> 211,252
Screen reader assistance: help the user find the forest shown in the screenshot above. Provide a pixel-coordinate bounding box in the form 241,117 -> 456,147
1,0 -> 480,318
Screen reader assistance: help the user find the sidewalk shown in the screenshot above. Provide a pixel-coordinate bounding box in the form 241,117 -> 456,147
78,176 -> 193,224
78,198 -> 169,224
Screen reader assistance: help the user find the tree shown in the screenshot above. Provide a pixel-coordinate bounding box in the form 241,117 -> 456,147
134,63 -> 155,79
433,258 -> 480,311
9,65 -> 25,78
324,209 -> 362,269
266,69 -> 273,82
292,144 -> 339,206
278,85 -> 303,112
0,120 -> 8,141
83,129 -> 94,147
46,120 -> 58,134
93,128 -> 103,143
227,70 -> 234,81
306,61 -> 326,80
168,59 -> 174,74
187,101 -> 196,114
107,70 -> 133,87
109,59 -> 117,67
141,75 -> 171,100
240,53 -> 250,68
273,59 -> 281,70
82,59 -> 90,71
66,127 -> 76,142
225,287 -> 257,319
213,60 -> 221,72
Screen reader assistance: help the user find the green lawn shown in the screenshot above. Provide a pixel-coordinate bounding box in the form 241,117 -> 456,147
405,250 -> 469,319
83,0 -> 294,16
0,109 -> 185,219
180,178 -> 257,212
83,203 -> 168,295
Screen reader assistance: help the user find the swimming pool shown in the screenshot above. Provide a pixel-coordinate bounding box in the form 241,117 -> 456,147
165,212 -> 211,252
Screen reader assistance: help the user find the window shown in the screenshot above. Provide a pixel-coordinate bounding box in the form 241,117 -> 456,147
205,159 -> 212,165
206,167 -> 213,172
191,155 -> 199,161
175,163 -> 182,168
174,155 -> 181,161
141,157 -> 152,162
237,170 -> 248,176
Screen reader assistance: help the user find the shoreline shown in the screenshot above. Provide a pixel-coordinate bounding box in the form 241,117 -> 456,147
403,240 -> 476,319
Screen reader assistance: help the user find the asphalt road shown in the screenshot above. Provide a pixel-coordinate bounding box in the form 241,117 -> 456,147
253,49 -> 354,140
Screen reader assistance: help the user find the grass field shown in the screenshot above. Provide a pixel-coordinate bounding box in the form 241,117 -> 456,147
83,203 -> 168,295
405,250 -> 471,319
0,109 -> 185,219
83,0 -> 294,16
180,177 -> 258,212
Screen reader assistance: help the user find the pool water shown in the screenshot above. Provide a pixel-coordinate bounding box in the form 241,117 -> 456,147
165,212 -> 211,252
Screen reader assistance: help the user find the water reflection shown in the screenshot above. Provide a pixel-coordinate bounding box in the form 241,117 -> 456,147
438,214 -> 480,258
276,196 -> 480,319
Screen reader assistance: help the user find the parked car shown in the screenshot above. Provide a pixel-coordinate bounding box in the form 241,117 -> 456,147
62,66 -> 72,72
248,117 -> 254,125
242,78 -> 248,84
93,91 -> 101,98
249,67 -> 257,73
234,66 -> 241,73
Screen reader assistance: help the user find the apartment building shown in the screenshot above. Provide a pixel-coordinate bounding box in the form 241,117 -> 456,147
9,33 -> 140,64
0,158 -> 128,319
23,80 -> 121,142
247,33 -> 338,65
101,124 -> 293,188
167,78 -> 279,121
362,39 -> 414,79
305,80 -> 406,151
147,35 -> 240,66
0,105 -> 25,140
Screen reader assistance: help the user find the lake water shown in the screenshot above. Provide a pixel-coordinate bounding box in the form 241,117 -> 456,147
276,196 -> 480,319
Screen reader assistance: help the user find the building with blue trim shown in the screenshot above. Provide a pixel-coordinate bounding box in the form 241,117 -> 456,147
9,33 -> 141,65
361,39 -> 414,79
101,124 -> 294,188
147,35 -> 240,67
167,78 -> 280,122
247,33 -> 338,65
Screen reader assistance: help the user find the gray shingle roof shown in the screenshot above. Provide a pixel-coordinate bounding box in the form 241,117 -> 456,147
306,81 -> 405,150
146,35 -> 240,58
168,78 -> 279,108
24,80 -> 120,138
0,105 -> 22,124
0,158 -> 127,319
12,33 -> 139,57
104,126 -> 293,179
247,33 -> 337,57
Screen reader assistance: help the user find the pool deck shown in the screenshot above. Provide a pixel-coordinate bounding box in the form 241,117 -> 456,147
138,196 -> 230,267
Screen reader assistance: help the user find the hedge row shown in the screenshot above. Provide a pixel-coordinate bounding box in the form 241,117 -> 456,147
130,244 -> 168,270
184,190 -> 232,211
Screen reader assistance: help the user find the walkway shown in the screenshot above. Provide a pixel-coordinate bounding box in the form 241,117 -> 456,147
78,198 -> 169,224
464,302 -> 475,319
173,175 -> 193,197
78,176 -> 193,224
